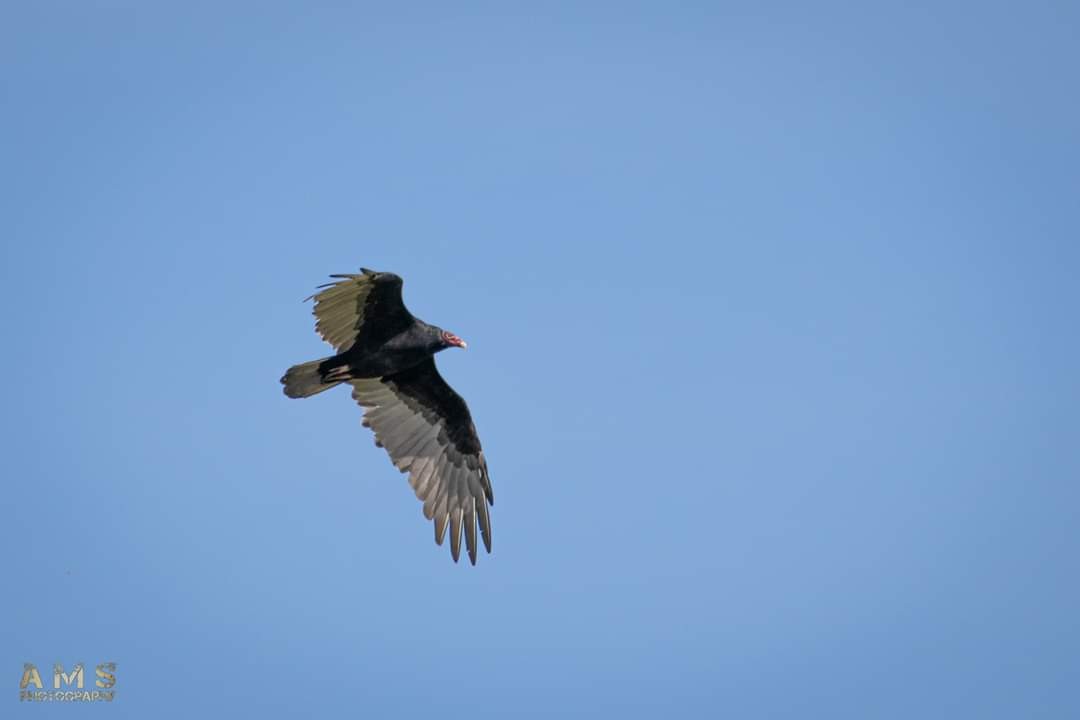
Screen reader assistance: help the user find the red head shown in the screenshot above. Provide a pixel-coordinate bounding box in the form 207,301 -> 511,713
441,330 -> 467,350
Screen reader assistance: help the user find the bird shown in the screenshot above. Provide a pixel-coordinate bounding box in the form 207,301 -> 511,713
280,267 -> 493,564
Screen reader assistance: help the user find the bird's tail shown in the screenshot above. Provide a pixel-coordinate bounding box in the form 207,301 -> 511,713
280,357 -> 346,398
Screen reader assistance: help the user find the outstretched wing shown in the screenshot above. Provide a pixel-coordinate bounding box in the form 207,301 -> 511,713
308,268 -> 414,352
350,359 -> 494,564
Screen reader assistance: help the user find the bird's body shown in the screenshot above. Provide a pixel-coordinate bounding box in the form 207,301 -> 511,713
319,320 -> 445,379
280,268 -> 493,564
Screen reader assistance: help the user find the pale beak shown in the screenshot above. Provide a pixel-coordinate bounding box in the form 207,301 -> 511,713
458,340 -> 468,350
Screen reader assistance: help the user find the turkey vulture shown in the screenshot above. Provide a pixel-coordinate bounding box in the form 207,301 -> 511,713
280,268 -> 493,564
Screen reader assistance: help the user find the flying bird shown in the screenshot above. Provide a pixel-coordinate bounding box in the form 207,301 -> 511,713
280,268 -> 493,564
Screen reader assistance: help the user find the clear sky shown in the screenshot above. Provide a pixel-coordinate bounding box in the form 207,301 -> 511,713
2,2 -> 1078,718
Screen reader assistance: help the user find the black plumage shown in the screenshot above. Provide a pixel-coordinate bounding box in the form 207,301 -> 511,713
281,268 -> 493,564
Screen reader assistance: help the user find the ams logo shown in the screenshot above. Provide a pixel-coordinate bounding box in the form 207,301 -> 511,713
19,663 -> 116,702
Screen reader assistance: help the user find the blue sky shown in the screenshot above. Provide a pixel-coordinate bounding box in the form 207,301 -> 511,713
2,2 -> 1078,718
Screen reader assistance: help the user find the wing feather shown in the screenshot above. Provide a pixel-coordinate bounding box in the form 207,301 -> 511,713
349,359 -> 493,564
463,496 -> 478,564
308,270 -> 412,352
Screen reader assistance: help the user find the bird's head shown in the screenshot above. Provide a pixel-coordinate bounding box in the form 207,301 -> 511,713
440,330 -> 468,350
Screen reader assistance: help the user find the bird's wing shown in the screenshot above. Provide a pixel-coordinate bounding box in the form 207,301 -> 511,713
307,268 -> 414,352
350,358 -> 494,564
